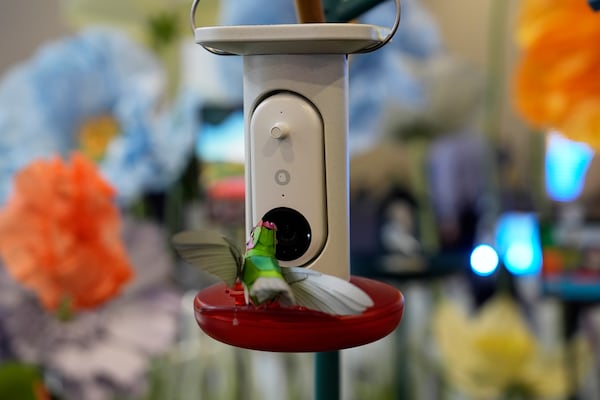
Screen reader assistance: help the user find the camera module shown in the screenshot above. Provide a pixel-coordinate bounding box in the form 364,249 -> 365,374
263,207 -> 311,262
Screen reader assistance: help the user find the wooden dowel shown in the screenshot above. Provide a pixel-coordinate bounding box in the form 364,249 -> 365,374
294,0 -> 326,23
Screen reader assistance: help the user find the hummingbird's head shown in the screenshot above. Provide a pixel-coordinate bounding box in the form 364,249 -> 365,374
246,220 -> 277,252
259,220 -> 277,230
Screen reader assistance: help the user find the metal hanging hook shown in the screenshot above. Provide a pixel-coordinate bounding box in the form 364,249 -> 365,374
189,0 -> 231,55
189,0 -> 201,33
189,0 -> 401,54
355,0 -> 401,53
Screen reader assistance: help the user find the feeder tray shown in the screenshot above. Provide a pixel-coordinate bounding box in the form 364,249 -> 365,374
194,276 -> 404,352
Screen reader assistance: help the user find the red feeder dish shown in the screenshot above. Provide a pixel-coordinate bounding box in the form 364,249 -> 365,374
194,276 -> 404,352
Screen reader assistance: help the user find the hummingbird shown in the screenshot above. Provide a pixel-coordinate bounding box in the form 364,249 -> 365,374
172,220 -> 374,315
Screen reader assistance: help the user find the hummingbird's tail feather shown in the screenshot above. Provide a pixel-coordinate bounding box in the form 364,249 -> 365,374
282,267 -> 374,315
250,277 -> 296,307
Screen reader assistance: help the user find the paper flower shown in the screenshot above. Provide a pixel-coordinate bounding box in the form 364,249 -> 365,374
0,28 -> 198,206
0,153 -> 132,312
432,295 -> 588,399
514,0 -> 600,148
0,218 -> 180,400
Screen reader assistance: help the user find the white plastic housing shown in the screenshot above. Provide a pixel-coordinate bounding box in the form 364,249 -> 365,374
194,24 -> 389,279
249,92 -> 327,267
244,53 -> 349,278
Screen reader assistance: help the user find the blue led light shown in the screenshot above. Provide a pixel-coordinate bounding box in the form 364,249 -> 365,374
505,243 -> 535,274
470,244 -> 499,276
495,212 -> 542,276
545,131 -> 594,202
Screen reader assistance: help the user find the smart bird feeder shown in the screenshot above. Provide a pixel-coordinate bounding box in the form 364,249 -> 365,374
191,0 -> 404,352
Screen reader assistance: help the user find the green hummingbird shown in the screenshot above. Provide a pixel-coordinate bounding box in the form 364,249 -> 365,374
172,220 -> 373,315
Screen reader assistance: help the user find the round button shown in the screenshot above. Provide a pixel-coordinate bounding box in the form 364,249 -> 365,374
275,169 -> 290,185
270,122 -> 289,139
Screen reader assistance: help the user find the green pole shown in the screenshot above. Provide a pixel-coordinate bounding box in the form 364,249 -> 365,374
315,351 -> 340,400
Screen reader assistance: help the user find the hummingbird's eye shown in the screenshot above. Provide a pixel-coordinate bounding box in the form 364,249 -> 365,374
246,228 -> 258,249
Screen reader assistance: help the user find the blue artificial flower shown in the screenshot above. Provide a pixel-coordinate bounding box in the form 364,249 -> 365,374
0,28 -> 199,206
219,0 -> 298,25
215,0 -> 441,152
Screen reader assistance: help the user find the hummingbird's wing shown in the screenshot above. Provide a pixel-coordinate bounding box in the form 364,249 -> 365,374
172,230 -> 242,287
281,268 -> 374,316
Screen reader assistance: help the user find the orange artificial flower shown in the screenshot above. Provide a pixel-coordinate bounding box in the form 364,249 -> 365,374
0,153 -> 133,312
514,0 -> 600,148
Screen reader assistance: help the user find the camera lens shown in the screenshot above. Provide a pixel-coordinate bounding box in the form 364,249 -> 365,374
262,207 -> 311,262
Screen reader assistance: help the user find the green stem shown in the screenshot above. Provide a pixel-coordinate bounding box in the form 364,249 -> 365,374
481,0 -> 511,229
484,0 -> 510,143
56,296 -> 74,321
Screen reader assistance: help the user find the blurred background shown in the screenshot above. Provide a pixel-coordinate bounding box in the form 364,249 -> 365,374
1,0 -> 600,399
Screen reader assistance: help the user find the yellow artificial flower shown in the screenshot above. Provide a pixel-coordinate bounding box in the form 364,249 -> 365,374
78,115 -> 120,162
433,295 -> 589,399
513,0 -> 600,148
